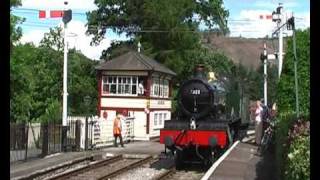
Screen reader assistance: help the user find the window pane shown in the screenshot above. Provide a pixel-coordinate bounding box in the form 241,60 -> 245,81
110,84 -> 116,93
118,84 -> 122,94
103,84 -> 109,94
125,85 -> 130,94
159,113 -> 163,125
132,85 -> 137,94
154,113 -> 158,126
164,113 -> 167,121
118,77 -> 122,83
133,77 -> 137,83
113,77 -> 116,83
108,77 -> 112,83
123,77 -> 126,83
122,85 -> 126,94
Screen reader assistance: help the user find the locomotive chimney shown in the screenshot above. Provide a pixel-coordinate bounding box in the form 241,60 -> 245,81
194,64 -> 206,79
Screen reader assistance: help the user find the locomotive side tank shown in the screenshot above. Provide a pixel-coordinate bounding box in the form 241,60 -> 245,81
160,65 -> 241,169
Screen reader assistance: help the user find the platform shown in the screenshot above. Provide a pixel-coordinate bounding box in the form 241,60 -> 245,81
206,141 -> 278,180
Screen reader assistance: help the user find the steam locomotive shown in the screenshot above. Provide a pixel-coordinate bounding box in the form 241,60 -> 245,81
160,65 -> 247,169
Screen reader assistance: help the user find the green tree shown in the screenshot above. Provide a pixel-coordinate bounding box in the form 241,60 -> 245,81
40,26 -> 64,52
11,26 -> 98,123
86,0 -> 229,80
10,0 -> 24,52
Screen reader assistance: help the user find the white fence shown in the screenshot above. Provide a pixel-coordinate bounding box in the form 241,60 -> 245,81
67,116 -> 134,150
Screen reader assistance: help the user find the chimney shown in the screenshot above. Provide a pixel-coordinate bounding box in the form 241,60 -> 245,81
194,64 -> 206,79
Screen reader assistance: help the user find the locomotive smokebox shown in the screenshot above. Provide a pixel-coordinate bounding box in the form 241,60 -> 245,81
194,64 -> 207,80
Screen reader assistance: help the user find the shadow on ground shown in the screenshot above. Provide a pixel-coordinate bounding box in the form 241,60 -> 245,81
254,144 -> 279,180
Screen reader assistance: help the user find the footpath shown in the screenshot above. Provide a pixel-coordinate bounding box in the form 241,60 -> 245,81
203,127 -> 279,180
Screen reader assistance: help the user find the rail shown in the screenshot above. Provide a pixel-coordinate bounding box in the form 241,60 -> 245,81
47,155 -> 123,180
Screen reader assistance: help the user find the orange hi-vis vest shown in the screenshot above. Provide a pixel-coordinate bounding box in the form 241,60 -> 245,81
113,117 -> 121,135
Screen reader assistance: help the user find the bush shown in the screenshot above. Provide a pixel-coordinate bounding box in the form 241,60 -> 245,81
275,114 -> 310,180
275,113 -> 296,178
285,135 -> 310,180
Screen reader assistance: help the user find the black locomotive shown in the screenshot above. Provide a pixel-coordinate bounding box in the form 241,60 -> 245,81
160,65 -> 247,169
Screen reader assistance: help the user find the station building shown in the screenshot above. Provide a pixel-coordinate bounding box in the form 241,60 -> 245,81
95,51 -> 176,140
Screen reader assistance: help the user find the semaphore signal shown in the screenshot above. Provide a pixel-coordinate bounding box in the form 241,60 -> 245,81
39,10 -> 64,19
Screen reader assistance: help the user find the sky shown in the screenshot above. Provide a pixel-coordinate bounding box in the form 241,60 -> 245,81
12,0 -> 310,60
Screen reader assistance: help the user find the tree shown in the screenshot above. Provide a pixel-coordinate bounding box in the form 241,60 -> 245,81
86,0 -> 229,80
40,27 -> 64,52
10,26 -> 99,123
86,0 -> 229,44
10,0 -> 24,52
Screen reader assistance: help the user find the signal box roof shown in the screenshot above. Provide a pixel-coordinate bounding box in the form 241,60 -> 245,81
95,51 -> 176,76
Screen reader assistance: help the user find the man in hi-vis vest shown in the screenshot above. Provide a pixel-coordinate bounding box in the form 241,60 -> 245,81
113,112 -> 124,147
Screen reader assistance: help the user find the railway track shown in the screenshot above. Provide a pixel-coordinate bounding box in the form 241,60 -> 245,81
15,153 -> 208,180
154,168 -> 205,180
14,156 -> 94,180
44,154 -> 154,180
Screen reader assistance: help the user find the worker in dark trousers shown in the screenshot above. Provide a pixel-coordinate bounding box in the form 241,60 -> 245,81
113,112 -> 124,147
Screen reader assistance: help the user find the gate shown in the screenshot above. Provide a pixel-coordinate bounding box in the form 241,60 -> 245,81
10,123 -> 42,162
41,123 -> 63,156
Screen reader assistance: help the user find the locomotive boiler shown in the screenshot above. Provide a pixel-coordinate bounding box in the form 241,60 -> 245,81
160,65 -> 244,169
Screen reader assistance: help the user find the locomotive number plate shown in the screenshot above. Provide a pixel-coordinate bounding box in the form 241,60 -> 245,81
190,89 -> 201,95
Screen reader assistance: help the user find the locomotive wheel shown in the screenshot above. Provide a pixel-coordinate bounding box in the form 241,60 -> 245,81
202,149 -> 214,168
174,150 -> 184,170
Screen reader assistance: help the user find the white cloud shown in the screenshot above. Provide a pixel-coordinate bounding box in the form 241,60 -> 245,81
21,0 -> 97,10
66,21 -> 111,60
20,29 -> 46,46
228,10 -> 275,38
20,20 -> 114,60
253,1 -> 299,9
228,9 -> 309,38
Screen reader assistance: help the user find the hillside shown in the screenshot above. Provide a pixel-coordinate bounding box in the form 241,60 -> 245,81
203,35 -> 288,70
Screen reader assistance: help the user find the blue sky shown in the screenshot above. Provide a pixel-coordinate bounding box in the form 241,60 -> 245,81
12,0 -> 310,60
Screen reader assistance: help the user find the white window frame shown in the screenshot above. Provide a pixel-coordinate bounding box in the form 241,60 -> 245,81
163,113 -> 167,121
163,80 -> 169,98
101,75 -> 138,96
159,113 -> 163,126
154,113 -> 158,126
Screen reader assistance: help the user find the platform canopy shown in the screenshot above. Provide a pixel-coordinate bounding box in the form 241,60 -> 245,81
95,51 -> 176,76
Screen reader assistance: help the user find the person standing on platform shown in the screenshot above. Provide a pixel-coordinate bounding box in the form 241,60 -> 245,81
113,112 -> 124,147
255,100 -> 263,145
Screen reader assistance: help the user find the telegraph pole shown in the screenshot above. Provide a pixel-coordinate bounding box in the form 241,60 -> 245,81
288,15 -> 300,117
61,1 -> 72,151
260,43 -> 269,106
62,1 -> 68,126
272,3 -> 284,78
263,43 -> 267,106
62,2 -> 72,126
278,5 -> 283,78
272,3 -> 300,117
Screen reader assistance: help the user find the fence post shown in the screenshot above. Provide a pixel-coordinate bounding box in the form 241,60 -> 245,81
61,125 -> 68,152
41,123 -> 48,157
24,123 -> 29,161
75,120 -> 81,151
85,117 -> 88,150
